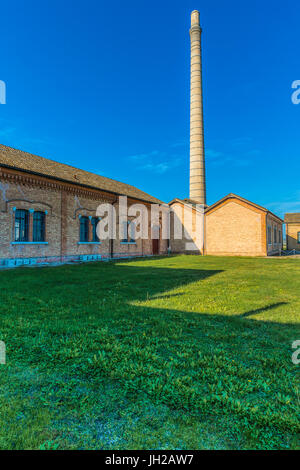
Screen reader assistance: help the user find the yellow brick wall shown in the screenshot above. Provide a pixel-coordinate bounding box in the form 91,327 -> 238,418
169,202 -> 204,254
205,200 -> 266,256
286,223 -> 300,250
266,214 -> 283,255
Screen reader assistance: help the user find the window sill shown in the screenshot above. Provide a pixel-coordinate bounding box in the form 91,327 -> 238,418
11,242 -> 48,245
120,242 -> 137,245
77,242 -> 102,245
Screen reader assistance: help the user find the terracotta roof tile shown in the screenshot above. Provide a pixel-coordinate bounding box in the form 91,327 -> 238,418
0,144 -> 163,204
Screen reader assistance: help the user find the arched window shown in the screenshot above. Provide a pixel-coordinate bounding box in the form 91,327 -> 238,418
128,221 -> 136,243
91,217 -> 99,242
33,211 -> 46,242
15,209 -> 29,242
297,232 -> 300,244
80,216 -> 89,242
121,221 -> 136,243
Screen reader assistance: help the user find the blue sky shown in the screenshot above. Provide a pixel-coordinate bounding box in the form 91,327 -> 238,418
0,0 -> 299,216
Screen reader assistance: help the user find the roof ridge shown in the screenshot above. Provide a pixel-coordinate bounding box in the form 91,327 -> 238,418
0,143 -> 144,192
206,193 -> 283,222
0,143 -> 163,204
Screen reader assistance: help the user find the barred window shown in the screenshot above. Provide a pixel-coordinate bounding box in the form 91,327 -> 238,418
15,209 -> 29,242
274,227 -> 277,244
91,217 -> 99,242
80,216 -> 89,242
33,211 -> 46,242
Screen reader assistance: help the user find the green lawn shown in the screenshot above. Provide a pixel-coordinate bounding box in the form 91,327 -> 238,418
0,255 -> 299,450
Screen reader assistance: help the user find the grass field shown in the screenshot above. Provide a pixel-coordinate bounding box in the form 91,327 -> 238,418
0,255 -> 299,450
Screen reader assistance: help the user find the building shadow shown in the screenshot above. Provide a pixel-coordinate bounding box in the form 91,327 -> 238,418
1,260 -> 295,330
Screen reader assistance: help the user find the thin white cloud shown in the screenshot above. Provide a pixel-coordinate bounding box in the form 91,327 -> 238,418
206,148 -> 251,167
266,191 -> 300,217
23,137 -> 52,146
0,125 -> 51,148
206,148 -> 223,159
139,158 -> 183,174
128,150 -> 160,161
230,137 -> 252,147
128,148 -> 183,174
246,149 -> 261,157
0,127 -> 16,137
170,141 -> 188,149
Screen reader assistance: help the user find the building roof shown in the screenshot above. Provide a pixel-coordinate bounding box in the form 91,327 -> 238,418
284,213 -> 300,224
205,193 -> 284,222
168,197 -> 206,213
0,144 -> 163,205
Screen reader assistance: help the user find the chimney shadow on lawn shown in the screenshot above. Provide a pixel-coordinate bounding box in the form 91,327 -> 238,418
239,302 -> 288,318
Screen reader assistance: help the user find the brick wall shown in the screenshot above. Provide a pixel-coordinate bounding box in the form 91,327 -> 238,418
0,175 -> 167,265
169,202 -> 204,254
286,223 -> 300,250
205,200 -> 266,256
266,213 -> 283,255
0,180 -> 62,260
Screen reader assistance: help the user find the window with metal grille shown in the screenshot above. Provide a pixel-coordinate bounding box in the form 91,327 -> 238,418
80,216 -> 89,242
91,217 -> 99,242
33,211 -> 46,242
15,209 -> 29,242
274,227 -> 277,244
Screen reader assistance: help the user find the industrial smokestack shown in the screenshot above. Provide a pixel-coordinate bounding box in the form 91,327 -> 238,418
189,10 -> 206,205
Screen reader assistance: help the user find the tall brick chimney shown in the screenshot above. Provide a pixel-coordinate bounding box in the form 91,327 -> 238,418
189,10 -> 206,205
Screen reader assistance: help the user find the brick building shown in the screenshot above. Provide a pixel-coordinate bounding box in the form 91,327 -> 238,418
0,11 -> 286,264
168,11 -> 283,257
205,194 -> 283,256
0,144 -> 168,267
169,194 -> 283,257
284,213 -> 300,251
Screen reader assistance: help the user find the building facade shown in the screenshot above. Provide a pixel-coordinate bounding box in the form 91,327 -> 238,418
167,11 -> 283,257
285,213 -> 300,251
0,144 -> 168,267
0,11 -> 286,265
169,194 -> 283,257
205,194 -> 283,256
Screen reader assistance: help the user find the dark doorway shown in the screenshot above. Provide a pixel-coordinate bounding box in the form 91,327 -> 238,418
152,239 -> 159,255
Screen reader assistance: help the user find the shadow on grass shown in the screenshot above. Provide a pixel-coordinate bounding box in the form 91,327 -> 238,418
0,262 -> 223,302
239,302 -> 289,318
0,261 -> 295,331
0,260 -> 298,450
